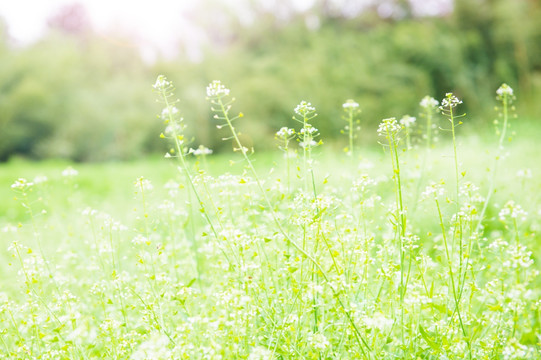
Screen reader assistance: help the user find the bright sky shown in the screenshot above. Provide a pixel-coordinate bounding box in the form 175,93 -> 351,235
1,0 -> 194,42
0,0 -> 323,62
0,0 -> 206,60
0,0 -> 452,61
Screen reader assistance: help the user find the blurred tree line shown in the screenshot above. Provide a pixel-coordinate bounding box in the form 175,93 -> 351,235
0,0 -> 540,161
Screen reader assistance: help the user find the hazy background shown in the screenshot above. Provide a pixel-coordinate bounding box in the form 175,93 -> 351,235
0,0 -> 540,161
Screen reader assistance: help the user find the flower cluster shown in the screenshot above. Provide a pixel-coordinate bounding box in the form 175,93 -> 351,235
440,93 -> 463,109
421,182 -> 446,200
377,117 -> 401,137
298,123 -> 319,149
400,115 -> 416,128
163,123 -> 185,137
499,200 -> 527,222
135,177 -> 154,192
419,96 -> 438,109
206,80 -> 230,98
496,83 -> 514,98
11,178 -> 33,191
299,139 -> 317,149
299,125 -> 318,135
294,101 -> 316,116
152,75 -> 172,91
190,145 -> 213,156
342,99 -> 359,109
516,168 -> 532,179
33,175 -> 48,184
275,127 -> 295,138
161,106 -> 179,120
62,167 -> 79,177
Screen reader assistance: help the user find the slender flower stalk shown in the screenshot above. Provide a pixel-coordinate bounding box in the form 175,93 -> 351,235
434,195 -> 470,355
411,96 -> 439,215
377,117 -> 409,342
190,145 -> 213,173
292,101 -> 323,335
439,93 -> 467,297
293,101 -> 319,196
154,75 -> 220,280
275,127 -> 296,195
475,84 -> 516,235
438,92 -> 472,358
420,96 -> 439,150
399,115 -> 416,150
377,118 -> 406,236
341,99 -> 361,157
439,92 -> 464,209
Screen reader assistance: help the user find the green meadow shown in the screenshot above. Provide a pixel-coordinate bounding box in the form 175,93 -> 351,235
0,80 -> 540,358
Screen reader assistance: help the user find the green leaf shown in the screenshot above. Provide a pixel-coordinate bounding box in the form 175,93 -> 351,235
419,325 -> 439,351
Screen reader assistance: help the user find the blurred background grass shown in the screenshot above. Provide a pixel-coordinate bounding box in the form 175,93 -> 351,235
0,0 -> 540,162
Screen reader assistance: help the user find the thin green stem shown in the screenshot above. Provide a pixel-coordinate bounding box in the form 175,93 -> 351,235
348,110 -> 354,157
435,198 -> 471,357
475,92 -> 509,236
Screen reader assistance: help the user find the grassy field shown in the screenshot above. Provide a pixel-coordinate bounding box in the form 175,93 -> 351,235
0,83 -> 540,358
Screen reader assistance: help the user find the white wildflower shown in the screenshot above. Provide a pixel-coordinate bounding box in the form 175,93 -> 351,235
206,80 -> 230,97
294,100 -> 316,116
161,106 -> 179,119
420,96 -> 438,109
2,224 -> 18,233
488,237 -> 508,251
33,175 -> 48,184
191,145 -> 213,156
11,178 -> 33,190
400,115 -> 416,127
516,168 -> 532,179
164,122 -> 184,136
101,213 -> 127,232
131,333 -> 171,360
499,200 -> 527,222
502,339 -> 528,360
353,174 -> 376,192
309,332 -> 330,351
503,244 -> 534,269
132,235 -> 149,246
284,314 -> 299,325
276,127 -> 295,138
421,182 -> 446,200
440,93 -> 462,109
307,282 -> 324,295
62,167 -> 78,177
300,125 -> 318,135
99,318 -> 121,333
164,180 -> 180,197
234,145 -> 249,154
248,346 -> 273,360
152,75 -> 171,90
496,83 -> 514,98
135,177 -> 154,192
299,140 -> 317,148
81,207 -> 98,217
363,312 -> 393,331
377,117 -> 401,137
342,99 -> 359,109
